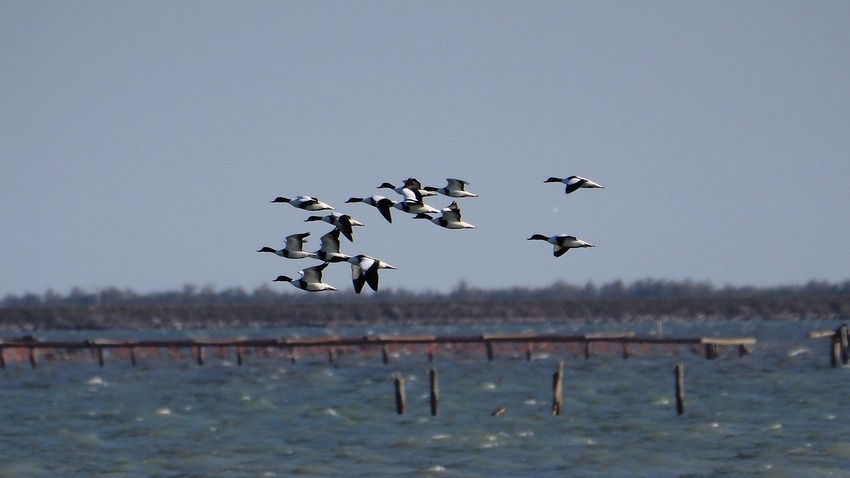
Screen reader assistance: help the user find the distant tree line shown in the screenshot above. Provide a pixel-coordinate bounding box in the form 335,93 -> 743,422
3,278 -> 849,308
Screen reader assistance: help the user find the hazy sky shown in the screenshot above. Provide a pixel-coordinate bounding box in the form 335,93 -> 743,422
3,1 -> 849,297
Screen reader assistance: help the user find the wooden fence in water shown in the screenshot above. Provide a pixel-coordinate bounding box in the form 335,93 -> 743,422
0,332 -> 756,369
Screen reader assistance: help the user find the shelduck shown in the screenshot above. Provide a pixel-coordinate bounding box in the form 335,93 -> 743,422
304,213 -> 364,242
346,254 -> 397,293
413,201 -> 475,229
528,234 -> 594,257
271,195 -> 334,211
312,228 -> 351,263
257,232 -> 316,259
273,262 -> 337,292
544,176 -> 604,195
346,195 -> 395,223
424,178 -> 478,198
379,178 -> 435,200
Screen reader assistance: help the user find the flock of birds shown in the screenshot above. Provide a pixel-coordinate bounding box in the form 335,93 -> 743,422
258,175 -> 603,292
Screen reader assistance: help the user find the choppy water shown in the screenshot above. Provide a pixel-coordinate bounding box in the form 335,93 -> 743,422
2,319 -> 850,477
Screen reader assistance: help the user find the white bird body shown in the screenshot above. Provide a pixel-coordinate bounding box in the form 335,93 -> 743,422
257,232 -> 316,259
528,234 -> 594,257
313,228 -> 351,263
394,199 -> 441,215
346,254 -> 397,293
379,178 -> 436,200
274,262 -> 337,292
414,201 -> 475,229
272,195 -> 334,211
545,176 -> 604,195
305,213 -> 364,242
424,178 -> 478,198
346,195 -> 395,223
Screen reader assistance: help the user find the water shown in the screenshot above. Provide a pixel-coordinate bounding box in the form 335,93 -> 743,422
2,320 -> 850,477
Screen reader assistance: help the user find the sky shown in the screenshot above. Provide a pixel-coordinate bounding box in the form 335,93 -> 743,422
2,1 -> 850,297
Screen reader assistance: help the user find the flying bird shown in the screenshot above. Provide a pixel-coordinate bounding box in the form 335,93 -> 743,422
544,176 -> 604,195
424,178 -> 478,198
414,201 -> 475,229
528,234 -> 594,257
346,195 -> 395,223
257,232 -> 316,259
273,262 -> 337,292
304,213 -> 364,242
312,228 -> 351,263
346,254 -> 397,293
271,195 -> 334,211
379,178 -> 436,200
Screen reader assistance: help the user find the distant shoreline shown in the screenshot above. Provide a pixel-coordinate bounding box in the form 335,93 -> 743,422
1,295 -> 848,332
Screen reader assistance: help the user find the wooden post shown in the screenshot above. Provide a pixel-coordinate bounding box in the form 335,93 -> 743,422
704,343 -> 718,360
485,340 -> 494,361
552,361 -> 564,416
0,347 -> 5,369
584,342 -> 591,360
675,364 -> 685,416
394,374 -> 406,415
525,343 -> 532,361
97,347 -> 104,367
429,368 -> 439,417
840,325 -> 849,364
622,342 -> 629,360
427,344 -> 435,364
831,335 -> 841,368
290,347 -> 298,364
236,346 -> 243,366
194,346 -> 204,366
29,347 -> 37,369
328,347 -> 337,365
382,344 -> 389,365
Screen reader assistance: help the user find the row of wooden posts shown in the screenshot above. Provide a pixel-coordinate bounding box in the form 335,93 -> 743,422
0,332 -> 756,369
392,362 -> 688,417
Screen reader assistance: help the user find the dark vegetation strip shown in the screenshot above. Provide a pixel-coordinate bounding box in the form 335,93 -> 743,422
1,295 -> 849,331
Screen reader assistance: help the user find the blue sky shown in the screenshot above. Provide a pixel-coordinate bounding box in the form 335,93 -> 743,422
2,1 -> 849,296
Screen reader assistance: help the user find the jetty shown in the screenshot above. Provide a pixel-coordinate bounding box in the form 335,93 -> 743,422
0,332 -> 755,368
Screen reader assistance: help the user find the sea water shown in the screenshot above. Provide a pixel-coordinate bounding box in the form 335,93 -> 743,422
1,320 -> 849,477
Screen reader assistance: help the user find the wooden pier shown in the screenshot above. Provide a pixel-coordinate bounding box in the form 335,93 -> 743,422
0,332 -> 755,368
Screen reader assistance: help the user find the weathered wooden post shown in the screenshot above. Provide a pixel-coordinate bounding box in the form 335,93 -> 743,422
831,335 -> 841,368
525,343 -> 533,361
584,342 -> 591,360
382,344 -> 389,365
0,346 -> 5,369
97,347 -> 104,367
704,343 -> 718,360
552,361 -> 564,416
29,347 -> 37,369
427,343 -> 435,364
394,374 -> 406,415
675,364 -> 685,416
429,368 -> 439,416
485,340 -> 494,361
622,342 -> 630,360
236,346 -> 243,366
194,346 -> 204,366
840,325 -> 849,364
328,347 -> 337,365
